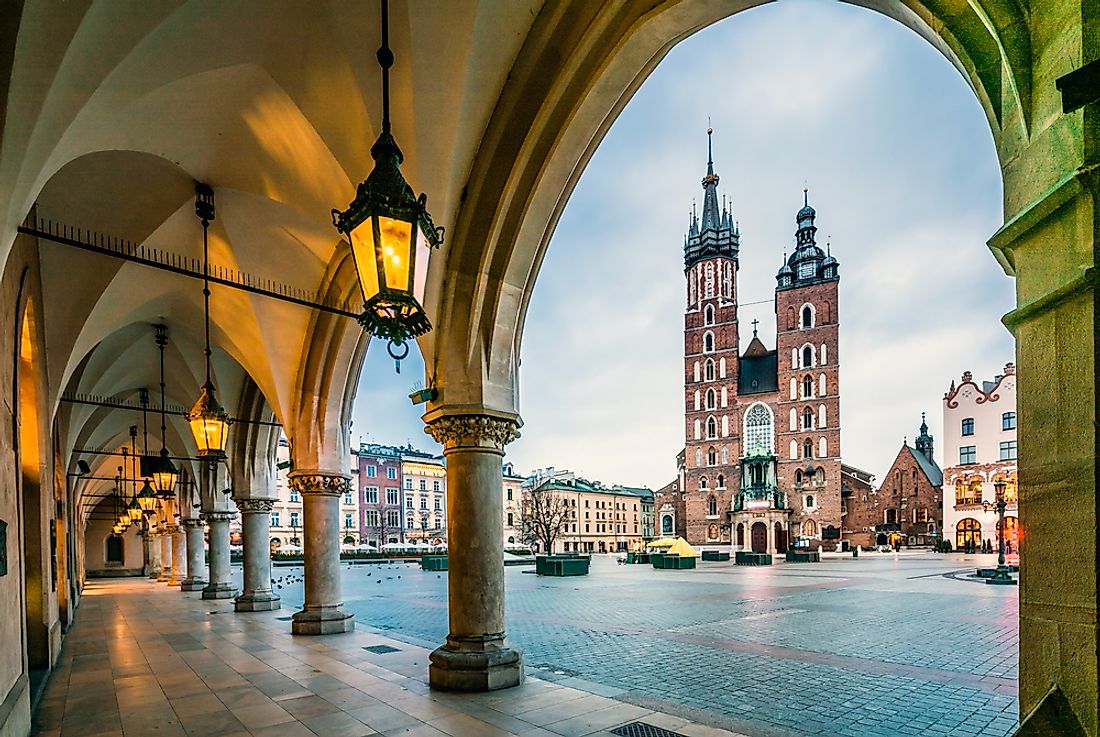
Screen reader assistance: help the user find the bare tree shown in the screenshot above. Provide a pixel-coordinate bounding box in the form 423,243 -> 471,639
520,488 -> 571,554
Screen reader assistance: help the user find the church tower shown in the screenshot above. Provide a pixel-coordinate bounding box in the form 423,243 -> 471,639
774,192 -> 842,543
682,129 -> 740,544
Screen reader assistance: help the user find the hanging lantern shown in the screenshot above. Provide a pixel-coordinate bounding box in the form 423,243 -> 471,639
331,0 -> 443,370
137,479 -> 158,515
187,381 -> 230,458
151,324 -> 181,492
126,495 -> 143,521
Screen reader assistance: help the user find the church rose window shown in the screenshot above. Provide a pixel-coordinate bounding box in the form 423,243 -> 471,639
743,403 -> 774,455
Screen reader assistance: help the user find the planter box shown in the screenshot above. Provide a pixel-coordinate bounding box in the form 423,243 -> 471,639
654,554 -> 697,570
650,552 -> 665,568
735,552 -> 772,566
535,555 -> 590,576
785,550 -> 821,563
421,555 -> 448,571
701,551 -> 730,562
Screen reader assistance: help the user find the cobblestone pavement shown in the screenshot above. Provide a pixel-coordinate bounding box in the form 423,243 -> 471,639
269,551 -> 1019,737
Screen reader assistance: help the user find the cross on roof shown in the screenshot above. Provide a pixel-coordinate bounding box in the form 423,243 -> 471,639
751,318 -> 759,336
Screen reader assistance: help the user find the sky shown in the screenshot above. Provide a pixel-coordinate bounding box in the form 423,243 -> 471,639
352,0 -> 1013,488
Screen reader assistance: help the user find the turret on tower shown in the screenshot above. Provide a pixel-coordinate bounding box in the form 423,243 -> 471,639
684,128 -> 739,270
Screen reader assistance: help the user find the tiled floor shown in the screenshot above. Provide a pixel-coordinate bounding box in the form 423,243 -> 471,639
32,579 -> 749,737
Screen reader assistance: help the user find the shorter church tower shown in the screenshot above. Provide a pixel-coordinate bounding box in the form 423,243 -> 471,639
774,192 -> 842,544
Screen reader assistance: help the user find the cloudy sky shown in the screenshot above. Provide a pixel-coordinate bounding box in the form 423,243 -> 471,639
353,0 -> 1014,488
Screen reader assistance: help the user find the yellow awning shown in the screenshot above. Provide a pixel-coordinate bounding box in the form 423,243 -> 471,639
665,537 -> 699,557
647,538 -> 677,548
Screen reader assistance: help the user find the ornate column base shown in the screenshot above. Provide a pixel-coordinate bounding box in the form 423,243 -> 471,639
429,634 -> 523,691
291,605 -> 354,635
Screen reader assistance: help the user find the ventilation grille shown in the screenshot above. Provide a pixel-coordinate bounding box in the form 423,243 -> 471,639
611,722 -> 688,737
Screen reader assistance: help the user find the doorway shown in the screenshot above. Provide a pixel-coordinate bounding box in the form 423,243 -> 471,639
750,522 -> 767,553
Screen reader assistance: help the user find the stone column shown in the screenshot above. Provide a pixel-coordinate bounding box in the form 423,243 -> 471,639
425,412 -> 523,691
158,527 -> 172,582
201,511 -> 237,599
147,530 -> 163,578
141,529 -> 156,577
169,525 -> 186,586
289,471 -> 353,634
235,499 -> 280,612
180,519 -> 207,591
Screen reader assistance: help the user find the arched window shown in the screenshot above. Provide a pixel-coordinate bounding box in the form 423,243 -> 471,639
803,375 -> 814,398
956,518 -> 982,549
716,474 -> 725,488
803,439 -> 814,459
821,344 -> 827,365
707,447 -> 717,466
818,437 -> 827,458
801,304 -> 815,328
791,347 -> 798,369
693,419 -> 701,440
704,304 -> 715,326
954,479 -> 969,504
803,407 -> 814,430
736,523 -> 745,546
719,357 -> 727,378
720,386 -> 728,407
706,416 -> 718,439
805,495 -> 814,508
819,404 -> 827,428
705,359 -> 715,381
703,331 -> 715,353
743,403 -> 774,455
693,390 -> 700,411
789,378 -> 797,400
802,519 -> 818,537
707,496 -> 718,516
705,388 -> 716,410
699,476 -> 708,490
816,467 -> 825,484
789,440 -> 798,459
819,373 -> 827,395
693,361 -> 700,382
789,408 -> 797,431
795,469 -> 803,485
822,301 -> 831,323
802,345 -> 814,368
786,306 -> 796,330
694,448 -> 703,467
721,447 -> 728,464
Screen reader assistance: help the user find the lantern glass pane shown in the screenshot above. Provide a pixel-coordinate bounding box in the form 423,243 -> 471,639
154,470 -> 176,496
413,226 -> 430,304
350,220 -> 381,303
377,216 -> 412,291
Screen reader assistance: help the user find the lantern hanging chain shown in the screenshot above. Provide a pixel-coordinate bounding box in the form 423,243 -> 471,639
378,0 -> 392,136
140,388 -> 150,459
201,214 -> 212,384
156,325 -> 169,454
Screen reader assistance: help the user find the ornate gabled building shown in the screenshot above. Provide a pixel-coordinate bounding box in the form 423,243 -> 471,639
679,131 -> 844,551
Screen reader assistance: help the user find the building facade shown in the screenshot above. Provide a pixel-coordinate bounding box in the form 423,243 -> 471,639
942,365 -> 1019,552
268,438 -> 359,550
502,462 -> 526,548
402,449 -> 447,544
679,133 -> 843,551
357,443 -> 405,547
846,417 -> 943,548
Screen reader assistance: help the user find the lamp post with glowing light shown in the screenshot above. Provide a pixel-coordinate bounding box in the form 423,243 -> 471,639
983,479 -> 1017,585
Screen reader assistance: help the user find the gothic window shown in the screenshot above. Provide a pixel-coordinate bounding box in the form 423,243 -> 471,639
706,416 -> 717,439
705,359 -> 715,381
818,404 -> 827,428
802,345 -> 814,367
789,378 -> 797,400
816,467 -> 825,484
791,348 -> 798,369
707,496 -> 718,516
802,519 -> 818,537
705,262 -> 715,297
819,373 -> 827,395
693,390 -> 700,411
803,407 -> 814,430
689,277 -> 696,305
721,415 -> 729,437
693,361 -> 700,382
699,477 -> 708,490
821,344 -> 827,365
803,439 -> 814,459
721,447 -> 728,464
721,387 -> 728,407
707,447 -> 717,466
822,301 -> 831,323
795,469 -> 803,485
801,304 -> 815,328
695,448 -> 703,467
724,262 -> 733,298
693,419 -> 701,440
703,331 -> 715,353
743,403 -> 774,455
786,306 -> 796,330
805,495 -> 814,508
719,357 -> 726,378
803,375 -> 814,398
704,304 -> 714,326
789,440 -> 798,459
717,474 -> 725,488
789,408 -> 797,432
818,437 -> 827,458
705,388 -> 716,410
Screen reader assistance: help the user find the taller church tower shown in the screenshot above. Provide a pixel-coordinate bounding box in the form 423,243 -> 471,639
681,130 -> 741,543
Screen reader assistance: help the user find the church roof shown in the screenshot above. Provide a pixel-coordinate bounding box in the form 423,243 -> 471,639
738,351 -> 778,395
904,444 -> 943,487
742,335 -> 769,357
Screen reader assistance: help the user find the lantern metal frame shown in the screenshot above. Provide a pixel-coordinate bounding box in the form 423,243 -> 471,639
331,0 -> 443,366
151,324 -> 180,494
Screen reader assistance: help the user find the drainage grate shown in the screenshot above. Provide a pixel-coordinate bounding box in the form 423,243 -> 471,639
276,616 -> 293,621
611,723 -> 688,737
362,644 -> 400,654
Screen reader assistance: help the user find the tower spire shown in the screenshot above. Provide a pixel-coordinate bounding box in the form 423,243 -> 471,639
700,126 -> 721,231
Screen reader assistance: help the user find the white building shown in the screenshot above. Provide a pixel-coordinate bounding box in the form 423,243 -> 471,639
270,437 -> 359,551
502,462 -> 526,548
941,364 -> 1019,552
401,450 -> 447,544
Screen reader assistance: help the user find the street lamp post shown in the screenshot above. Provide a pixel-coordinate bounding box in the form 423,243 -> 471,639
984,479 -> 1017,586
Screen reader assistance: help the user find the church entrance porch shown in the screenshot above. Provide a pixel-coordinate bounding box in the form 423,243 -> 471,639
751,522 -> 767,552
733,509 -> 791,555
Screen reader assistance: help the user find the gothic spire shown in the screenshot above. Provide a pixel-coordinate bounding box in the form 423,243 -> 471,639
915,411 -> 935,462
700,127 -> 721,232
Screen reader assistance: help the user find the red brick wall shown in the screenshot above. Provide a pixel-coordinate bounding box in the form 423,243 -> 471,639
846,445 -> 943,547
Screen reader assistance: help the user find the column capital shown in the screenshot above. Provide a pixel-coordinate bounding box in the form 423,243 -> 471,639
423,411 -> 522,452
201,511 -> 236,523
287,471 -> 351,496
236,498 -> 276,513
180,518 -> 205,529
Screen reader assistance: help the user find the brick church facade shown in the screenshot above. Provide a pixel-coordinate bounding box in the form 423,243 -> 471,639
660,132 -> 844,552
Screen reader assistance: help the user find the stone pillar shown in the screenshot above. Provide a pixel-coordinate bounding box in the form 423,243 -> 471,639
235,499 -> 280,612
158,527 -> 172,582
289,471 -> 353,634
179,519 -> 207,591
147,530 -> 163,578
169,525 -> 185,586
142,530 -> 156,577
201,511 -> 237,600
425,412 -> 523,691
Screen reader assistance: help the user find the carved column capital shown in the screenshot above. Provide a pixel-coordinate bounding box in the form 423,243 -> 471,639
235,498 -> 276,514
287,470 -> 351,496
424,413 -> 522,453
201,511 -> 236,523
180,518 -> 205,529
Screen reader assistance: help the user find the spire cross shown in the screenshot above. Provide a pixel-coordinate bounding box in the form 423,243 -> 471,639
751,318 -> 759,336
803,186 -> 808,206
